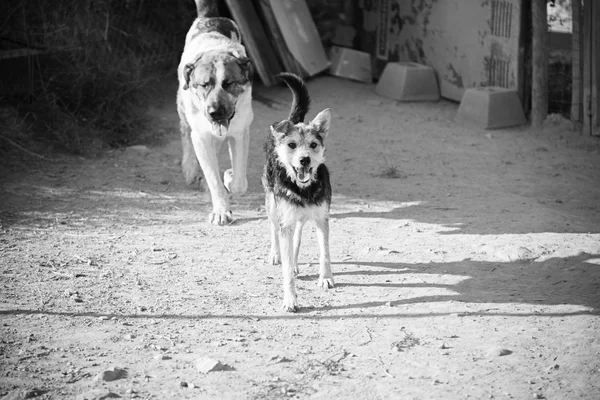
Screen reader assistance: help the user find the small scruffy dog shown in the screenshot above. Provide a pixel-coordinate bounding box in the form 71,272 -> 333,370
262,73 -> 334,312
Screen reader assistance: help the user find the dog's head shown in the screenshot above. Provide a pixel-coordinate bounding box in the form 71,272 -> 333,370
183,50 -> 253,136
270,109 -> 331,188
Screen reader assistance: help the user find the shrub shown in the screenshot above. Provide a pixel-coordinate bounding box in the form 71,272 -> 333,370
1,0 -> 194,153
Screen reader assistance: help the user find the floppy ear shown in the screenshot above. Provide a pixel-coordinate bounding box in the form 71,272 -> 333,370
183,63 -> 195,90
237,56 -> 254,83
270,120 -> 293,140
310,108 -> 331,138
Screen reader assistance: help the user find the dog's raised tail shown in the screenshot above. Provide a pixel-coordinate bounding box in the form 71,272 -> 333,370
195,0 -> 218,18
278,73 -> 310,124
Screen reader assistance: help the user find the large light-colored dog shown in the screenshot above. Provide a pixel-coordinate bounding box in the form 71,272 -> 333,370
177,0 -> 254,225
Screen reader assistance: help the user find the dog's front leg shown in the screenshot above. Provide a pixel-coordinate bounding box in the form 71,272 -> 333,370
279,225 -> 298,312
191,132 -> 231,225
316,217 -> 334,289
266,192 -> 281,265
178,104 -> 203,185
292,220 -> 305,276
224,128 -> 249,195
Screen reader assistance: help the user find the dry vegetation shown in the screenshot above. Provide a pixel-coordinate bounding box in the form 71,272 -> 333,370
1,0 -> 193,156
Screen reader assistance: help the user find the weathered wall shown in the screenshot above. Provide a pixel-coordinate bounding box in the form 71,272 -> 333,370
363,0 -> 524,102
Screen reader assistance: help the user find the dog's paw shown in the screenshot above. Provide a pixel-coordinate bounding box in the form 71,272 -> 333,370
182,156 -> 202,185
280,295 -> 298,313
293,264 -> 300,276
183,168 -> 202,185
318,276 -> 335,290
207,211 -> 233,226
267,251 -> 281,265
223,169 -> 248,194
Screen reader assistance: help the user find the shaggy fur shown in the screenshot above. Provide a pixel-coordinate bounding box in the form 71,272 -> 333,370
262,73 -> 334,312
177,0 -> 254,226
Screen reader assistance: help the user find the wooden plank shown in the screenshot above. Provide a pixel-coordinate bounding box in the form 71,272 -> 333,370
223,0 -> 283,86
582,0 -> 600,135
254,0 -> 308,78
268,0 -> 330,76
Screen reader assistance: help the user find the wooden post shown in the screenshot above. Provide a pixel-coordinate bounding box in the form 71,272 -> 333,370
530,0 -> 548,128
570,0 -> 582,125
582,0 -> 600,135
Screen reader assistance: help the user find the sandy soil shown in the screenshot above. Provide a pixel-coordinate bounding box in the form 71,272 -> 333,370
1,76 -> 600,400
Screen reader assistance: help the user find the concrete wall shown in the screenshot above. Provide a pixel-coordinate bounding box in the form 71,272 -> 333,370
372,0 -> 524,102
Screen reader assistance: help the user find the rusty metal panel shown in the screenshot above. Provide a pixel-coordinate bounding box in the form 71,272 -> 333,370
380,0 -> 523,101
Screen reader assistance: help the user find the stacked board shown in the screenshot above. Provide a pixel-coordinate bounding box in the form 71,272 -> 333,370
223,0 -> 330,86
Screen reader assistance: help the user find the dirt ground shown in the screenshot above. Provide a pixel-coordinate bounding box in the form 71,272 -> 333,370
1,76 -> 600,400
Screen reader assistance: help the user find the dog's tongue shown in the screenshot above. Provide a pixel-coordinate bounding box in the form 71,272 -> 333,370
297,167 -> 310,182
211,120 -> 230,136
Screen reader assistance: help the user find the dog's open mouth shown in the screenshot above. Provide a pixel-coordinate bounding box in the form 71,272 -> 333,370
294,166 -> 312,184
210,113 -> 235,137
211,119 -> 230,137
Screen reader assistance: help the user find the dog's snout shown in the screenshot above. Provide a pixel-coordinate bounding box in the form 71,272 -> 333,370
299,156 -> 311,167
208,105 -> 228,121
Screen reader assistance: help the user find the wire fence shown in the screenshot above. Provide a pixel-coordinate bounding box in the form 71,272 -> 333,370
0,0 -> 197,150
1,0 -> 195,98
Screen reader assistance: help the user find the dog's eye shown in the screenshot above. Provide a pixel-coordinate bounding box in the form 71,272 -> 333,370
222,81 -> 231,89
310,142 -> 318,149
288,142 -> 297,149
197,83 -> 209,89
